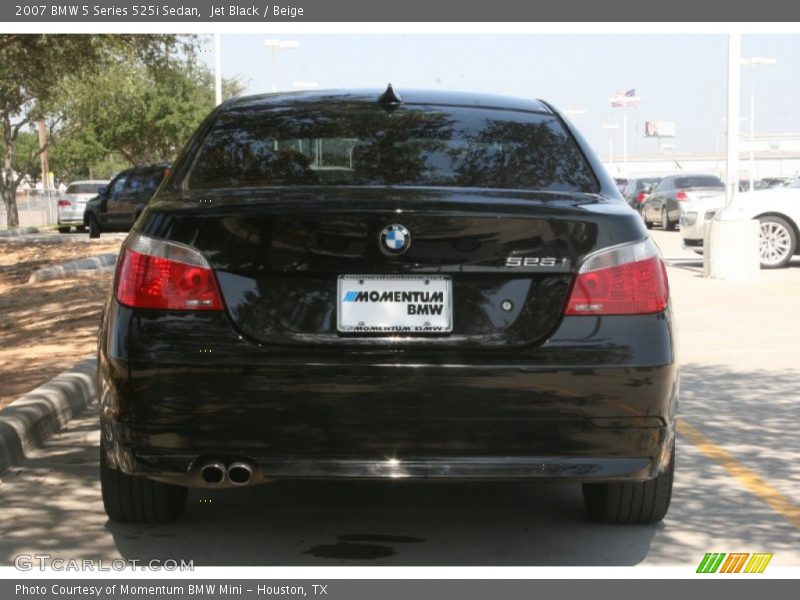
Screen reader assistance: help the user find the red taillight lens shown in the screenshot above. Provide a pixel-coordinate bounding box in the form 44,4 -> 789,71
57,199 -> 71,207
115,234 -> 223,311
565,239 -> 669,315
636,192 -> 646,203
675,191 -> 689,202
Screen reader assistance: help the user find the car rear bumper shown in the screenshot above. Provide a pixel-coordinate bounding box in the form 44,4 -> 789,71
57,213 -> 85,226
681,206 -> 723,245
99,300 -> 678,486
113,453 -> 665,487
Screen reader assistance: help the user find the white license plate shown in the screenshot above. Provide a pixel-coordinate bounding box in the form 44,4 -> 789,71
337,275 -> 452,334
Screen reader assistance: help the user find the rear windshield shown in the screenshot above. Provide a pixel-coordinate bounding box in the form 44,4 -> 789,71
66,183 -> 104,194
184,103 -> 598,193
637,178 -> 660,189
674,176 -> 724,189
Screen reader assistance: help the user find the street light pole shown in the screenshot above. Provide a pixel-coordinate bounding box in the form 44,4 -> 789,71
264,39 -> 300,93
750,78 -> 755,191
602,123 -> 620,171
741,57 -> 776,192
704,33 -> 760,281
622,110 -> 628,173
725,36 -> 741,208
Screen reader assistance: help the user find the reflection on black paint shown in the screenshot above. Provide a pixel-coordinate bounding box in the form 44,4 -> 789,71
186,102 -> 597,193
454,119 -> 596,191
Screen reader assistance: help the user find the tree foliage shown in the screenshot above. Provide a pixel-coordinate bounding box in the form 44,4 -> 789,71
0,34 -> 240,228
61,52 -> 243,166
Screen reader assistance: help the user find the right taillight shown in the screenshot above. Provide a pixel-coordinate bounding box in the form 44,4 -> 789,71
115,232 -> 224,311
636,192 -> 647,203
564,238 -> 669,315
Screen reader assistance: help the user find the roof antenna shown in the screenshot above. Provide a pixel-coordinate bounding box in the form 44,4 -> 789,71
378,83 -> 403,107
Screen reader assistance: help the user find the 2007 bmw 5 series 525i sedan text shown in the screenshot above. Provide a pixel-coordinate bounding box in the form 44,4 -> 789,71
98,86 -> 677,524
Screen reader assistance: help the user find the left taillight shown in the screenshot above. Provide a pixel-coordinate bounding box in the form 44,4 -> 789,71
564,238 -> 669,316
114,232 -> 224,311
57,199 -> 71,207
675,191 -> 689,202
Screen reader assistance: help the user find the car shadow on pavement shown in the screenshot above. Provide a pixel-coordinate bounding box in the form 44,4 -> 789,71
2,362 -> 798,566
104,477 -> 661,566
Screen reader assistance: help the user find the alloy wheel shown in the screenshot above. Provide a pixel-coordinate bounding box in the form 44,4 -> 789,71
759,220 -> 792,266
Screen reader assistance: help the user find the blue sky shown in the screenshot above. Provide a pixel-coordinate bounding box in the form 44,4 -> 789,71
206,34 -> 800,157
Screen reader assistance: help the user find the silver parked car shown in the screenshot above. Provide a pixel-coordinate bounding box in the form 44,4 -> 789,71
641,174 -> 725,231
56,180 -> 108,233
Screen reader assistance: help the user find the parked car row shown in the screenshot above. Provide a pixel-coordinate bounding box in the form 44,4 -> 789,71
681,178 -> 800,268
84,164 -> 169,238
640,175 -> 726,231
620,172 -> 798,268
56,180 -> 108,233
622,177 -> 661,211
55,164 -> 170,237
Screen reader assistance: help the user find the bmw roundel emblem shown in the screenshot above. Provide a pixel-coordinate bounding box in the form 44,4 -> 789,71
379,223 -> 411,256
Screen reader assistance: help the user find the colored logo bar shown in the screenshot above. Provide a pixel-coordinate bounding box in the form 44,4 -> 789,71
697,553 -> 773,573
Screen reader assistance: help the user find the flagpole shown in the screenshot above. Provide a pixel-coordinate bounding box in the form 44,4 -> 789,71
623,110 -> 628,174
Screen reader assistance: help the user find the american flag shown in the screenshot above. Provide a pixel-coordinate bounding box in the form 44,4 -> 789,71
610,89 -> 640,108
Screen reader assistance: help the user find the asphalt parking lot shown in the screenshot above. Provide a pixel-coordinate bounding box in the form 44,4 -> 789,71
0,229 -> 798,567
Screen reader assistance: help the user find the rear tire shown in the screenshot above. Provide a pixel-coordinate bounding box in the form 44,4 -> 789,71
660,207 -> 675,231
88,216 -> 100,239
641,208 -> 652,230
100,444 -> 187,523
57,226 -> 71,234
582,442 -> 674,524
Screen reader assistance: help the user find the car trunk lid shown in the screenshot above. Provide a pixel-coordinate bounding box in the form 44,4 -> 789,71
138,187 -> 641,348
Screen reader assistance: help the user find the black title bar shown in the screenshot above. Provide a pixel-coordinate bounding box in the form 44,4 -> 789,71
3,1 -> 800,22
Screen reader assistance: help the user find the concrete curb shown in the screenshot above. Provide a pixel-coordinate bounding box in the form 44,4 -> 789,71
0,227 -> 40,238
28,253 -> 118,283
0,358 -> 97,475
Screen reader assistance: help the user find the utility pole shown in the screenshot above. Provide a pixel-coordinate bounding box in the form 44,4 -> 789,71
725,36 -> 741,208
622,110 -> 628,173
741,57 -> 776,191
264,40 -> 300,93
214,33 -> 222,106
37,119 -> 52,224
705,32 -> 759,281
37,120 -> 49,190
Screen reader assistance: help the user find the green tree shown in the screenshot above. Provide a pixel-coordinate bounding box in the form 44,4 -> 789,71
0,34 -> 186,228
62,57 -> 243,166
0,130 -> 42,187
47,128 -> 108,184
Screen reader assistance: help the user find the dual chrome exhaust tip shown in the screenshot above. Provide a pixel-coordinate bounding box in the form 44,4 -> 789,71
200,460 -> 254,486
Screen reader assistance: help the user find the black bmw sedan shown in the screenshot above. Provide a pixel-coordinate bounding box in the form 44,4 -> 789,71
98,87 -> 677,524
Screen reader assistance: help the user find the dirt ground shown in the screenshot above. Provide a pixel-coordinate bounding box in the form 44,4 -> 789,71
0,234 -> 124,409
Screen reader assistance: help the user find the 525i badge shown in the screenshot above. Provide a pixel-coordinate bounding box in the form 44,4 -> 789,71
505,256 -> 571,268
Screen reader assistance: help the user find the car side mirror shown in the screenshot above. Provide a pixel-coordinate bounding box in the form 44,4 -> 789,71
98,186 -> 107,197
